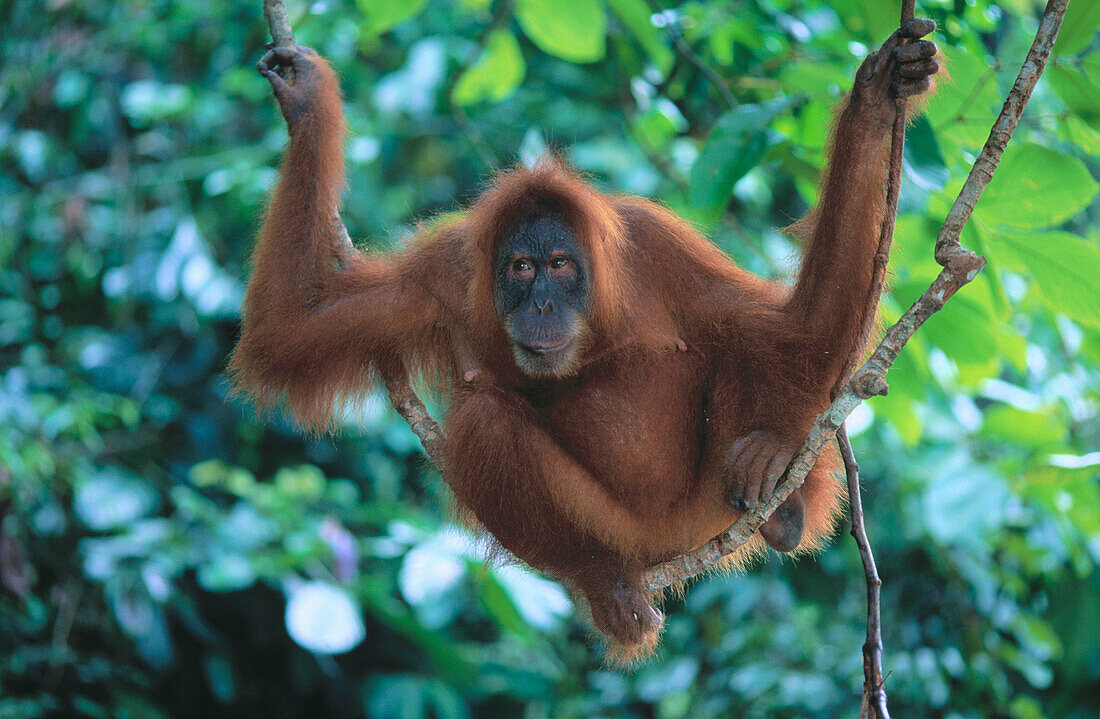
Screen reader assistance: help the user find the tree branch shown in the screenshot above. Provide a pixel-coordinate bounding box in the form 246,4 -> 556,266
840,4 -> 914,716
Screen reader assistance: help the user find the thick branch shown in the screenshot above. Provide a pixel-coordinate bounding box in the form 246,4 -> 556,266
642,0 -> 1068,590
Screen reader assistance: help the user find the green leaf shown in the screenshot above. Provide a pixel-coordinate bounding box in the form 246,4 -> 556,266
1048,57 -> 1100,129
1052,1 -> 1100,57
452,30 -> 526,105
924,45 -> 1000,148
357,0 -> 430,33
833,0 -> 896,40
606,0 -> 673,73
74,469 -> 159,530
515,0 -> 606,63
197,555 -> 257,592
689,100 -> 790,222
975,144 -> 1099,229
870,390 -> 922,446
903,114 -> 948,193
923,454 -> 1010,544
478,571 -> 531,638
979,405 -> 1066,448
985,231 -> 1100,327
777,61 -> 851,99
1023,465 -> 1100,535
1060,115 -> 1100,155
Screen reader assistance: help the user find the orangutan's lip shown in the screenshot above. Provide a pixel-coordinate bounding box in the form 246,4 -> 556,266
520,338 -> 574,355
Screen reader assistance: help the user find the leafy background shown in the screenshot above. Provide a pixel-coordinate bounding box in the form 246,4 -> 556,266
1,0 -> 1098,717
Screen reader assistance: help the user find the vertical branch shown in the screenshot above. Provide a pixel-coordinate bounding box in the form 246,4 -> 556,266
839,426 -> 889,719
263,0 -> 296,47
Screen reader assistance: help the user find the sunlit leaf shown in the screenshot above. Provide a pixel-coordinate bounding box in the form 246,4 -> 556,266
516,0 -> 606,63
925,45 -> 1000,148
975,144 -> 1098,229
870,390 -> 922,446
923,452 -> 1010,544
1060,115 -> 1100,155
1048,57 -> 1100,129
74,469 -> 159,530
452,30 -> 525,105
1052,1 -> 1100,57
979,405 -> 1066,448
197,555 -> 256,593
894,282 -> 998,368
1024,465 -> 1100,535
777,62 -> 851,99
986,231 -> 1100,327
833,0 -> 896,40
494,564 -> 572,631
357,0 -> 430,34
478,571 -> 531,638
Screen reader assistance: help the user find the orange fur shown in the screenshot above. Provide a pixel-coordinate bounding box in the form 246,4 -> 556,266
231,51 -> 910,662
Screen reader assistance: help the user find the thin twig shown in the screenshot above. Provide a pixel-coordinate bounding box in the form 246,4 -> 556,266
838,426 -> 889,719
644,0 -> 739,111
642,0 -> 1069,590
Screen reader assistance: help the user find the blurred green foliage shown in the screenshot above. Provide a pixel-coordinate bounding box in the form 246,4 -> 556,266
1,0 -> 1098,717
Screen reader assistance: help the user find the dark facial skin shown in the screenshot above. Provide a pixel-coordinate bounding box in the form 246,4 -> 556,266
494,216 -> 591,378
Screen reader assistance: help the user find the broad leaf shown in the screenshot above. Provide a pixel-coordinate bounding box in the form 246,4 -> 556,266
903,114 -> 949,196
452,30 -> 525,105
924,45 -> 1001,148
516,0 -> 606,63
985,231 -> 1100,328
1052,1 -> 1100,57
980,405 -> 1066,448
357,0 -> 429,34
975,144 -> 1098,229
689,100 -> 790,222
1048,56 -> 1100,129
